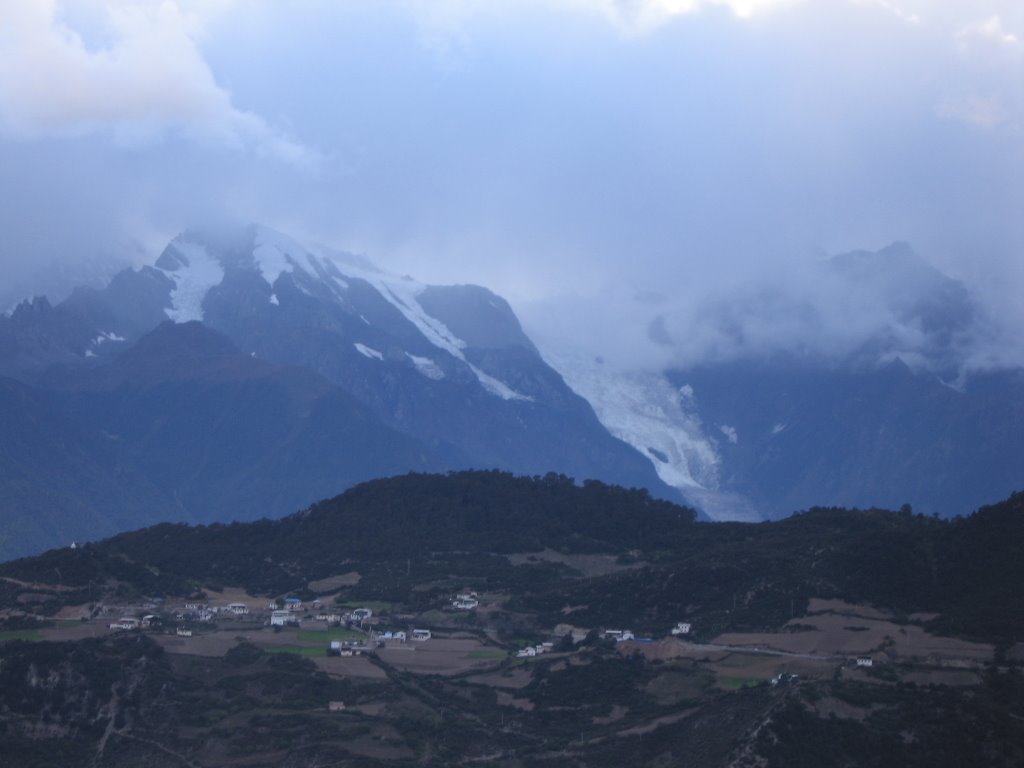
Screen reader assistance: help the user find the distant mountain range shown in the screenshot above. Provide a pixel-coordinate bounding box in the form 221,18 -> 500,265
1,228 -> 1021,559
0,225 -> 669,559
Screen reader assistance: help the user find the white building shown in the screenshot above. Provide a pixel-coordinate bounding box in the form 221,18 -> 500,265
227,602 -> 249,615
412,628 -> 431,642
602,629 -> 635,642
671,622 -> 692,636
270,610 -> 293,627
856,657 -> 874,667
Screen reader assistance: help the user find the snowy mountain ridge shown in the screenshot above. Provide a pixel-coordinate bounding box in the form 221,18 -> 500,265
155,224 -> 530,401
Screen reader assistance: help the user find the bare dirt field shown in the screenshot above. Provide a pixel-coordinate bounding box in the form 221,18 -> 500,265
713,613 -> 993,664
467,668 -> 534,689
307,572 -> 361,592
313,655 -> 389,679
51,604 -> 94,620
496,690 -> 535,710
156,630 -> 256,657
39,619 -> 111,641
806,598 -> 894,620
707,652 -> 826,688
199,587 -> 265,608
618,638 -> 731,663
377,637 -> 505,675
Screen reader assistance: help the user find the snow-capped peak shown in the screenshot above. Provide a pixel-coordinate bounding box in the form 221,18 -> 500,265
260,230 -> 530,401
154,224 -> 531,401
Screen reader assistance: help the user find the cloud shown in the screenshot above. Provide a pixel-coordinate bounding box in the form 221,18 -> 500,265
0,0 -> 1021,376
959,15 -> 1019,48
0,0 -> 315,167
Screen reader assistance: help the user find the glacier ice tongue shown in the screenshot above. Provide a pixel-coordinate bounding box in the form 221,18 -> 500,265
159,241 -> 224,323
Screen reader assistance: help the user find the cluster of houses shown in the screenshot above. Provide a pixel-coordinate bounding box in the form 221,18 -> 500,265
271,605 -> 374,629
450,591 -> 479,610
511,621 -> 698,659
108,599 -> 256,634
371,629 -> 406,644
175,601 -> 250,623
597,622 -> 692,644
515,641 -> 555,658
770,673 -> 799,686
109,614 -> 161,631
325,627 -> 431,656
327,639 -> 368,657
270,610 -> 298,627
601,629 -> 636,642
105,593 -> 387,638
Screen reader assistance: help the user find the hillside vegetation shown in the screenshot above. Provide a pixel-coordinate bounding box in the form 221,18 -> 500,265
2,472 -> 1023,767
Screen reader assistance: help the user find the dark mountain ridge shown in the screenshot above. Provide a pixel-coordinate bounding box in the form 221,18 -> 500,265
5,471 -> 1023,641
1,322 -> 443,560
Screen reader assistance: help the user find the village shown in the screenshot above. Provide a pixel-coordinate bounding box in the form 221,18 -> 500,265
1,561 -> 1002,754
85,587 -> 721,675
84,587 -> 929,683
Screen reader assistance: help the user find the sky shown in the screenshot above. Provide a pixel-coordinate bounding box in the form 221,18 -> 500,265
1,0 -> 1022,370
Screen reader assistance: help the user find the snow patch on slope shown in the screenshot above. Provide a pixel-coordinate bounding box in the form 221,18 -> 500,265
304,238 -> 530,401
159,241 -> 224,323
254,226 -> 350,300
476,368 -> 530,400
406,353 -> 445,380
352,272 -> 530,400
253,225 -> 306,286
355,343 -> 383,361
93,331 -> 125,345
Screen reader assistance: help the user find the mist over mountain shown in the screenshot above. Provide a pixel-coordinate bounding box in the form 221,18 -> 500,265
537,242 -> 1024,521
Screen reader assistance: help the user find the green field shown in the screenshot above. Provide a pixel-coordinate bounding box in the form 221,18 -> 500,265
0,629 -> 42,642
717,676 -> 762,690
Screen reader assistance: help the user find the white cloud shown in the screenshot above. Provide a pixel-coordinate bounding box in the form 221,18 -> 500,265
401,0 -> 802,42
959,15 -> 1019,48
0,0 -> 315,167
